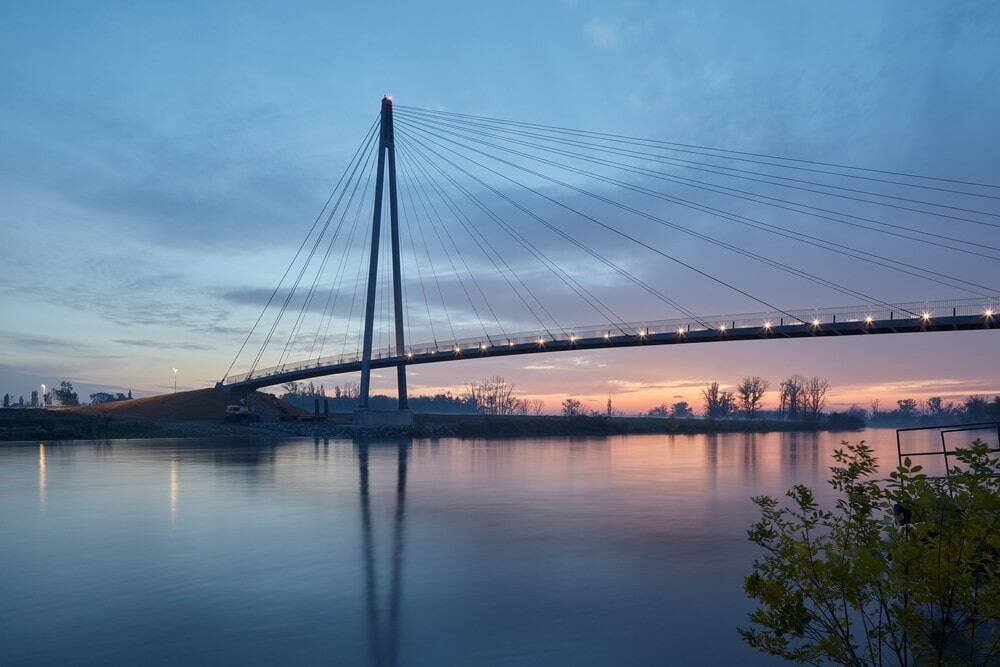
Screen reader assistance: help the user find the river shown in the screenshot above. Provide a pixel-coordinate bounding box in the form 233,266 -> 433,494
0,428 -> 948,665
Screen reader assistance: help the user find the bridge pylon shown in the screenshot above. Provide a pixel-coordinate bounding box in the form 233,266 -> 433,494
358,95 -> 408,413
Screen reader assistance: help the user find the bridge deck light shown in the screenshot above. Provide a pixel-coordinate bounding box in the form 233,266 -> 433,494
921,312 -> 932,321
718,324 -> 727,332
812,318 -> 821,327
407,351 -> 414,358
864,315 -> 874,325
569,334 -> 577,342
454,346 -> 461,353
480,343 -> 488,351
604,332 -> 610,339
986,308 -> 995,318
763,321 -> 772,330
538,337 -> 545,345
677,327 -> 685,335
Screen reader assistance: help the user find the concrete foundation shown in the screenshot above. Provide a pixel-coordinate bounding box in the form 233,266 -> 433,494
352,408 -> 414,427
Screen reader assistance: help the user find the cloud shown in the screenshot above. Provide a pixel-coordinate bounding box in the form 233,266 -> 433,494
607,378 -> 719,394
112,338 -> 215,351
585,19 -> 620,48
0,330 -> 89,351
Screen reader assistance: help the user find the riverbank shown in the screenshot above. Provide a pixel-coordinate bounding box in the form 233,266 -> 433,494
0,409 -> 277,441
0,408 -> 861,442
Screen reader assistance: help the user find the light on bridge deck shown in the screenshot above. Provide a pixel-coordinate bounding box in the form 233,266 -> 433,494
811,318 -> 821,328
676,327 -> 685,335
921,312 -> 932,321
763,321 -> 772,330
986,309 -> 995,318
865,315 -> 874,325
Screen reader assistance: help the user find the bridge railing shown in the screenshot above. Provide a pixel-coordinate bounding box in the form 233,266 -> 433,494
223,296 -> 998,385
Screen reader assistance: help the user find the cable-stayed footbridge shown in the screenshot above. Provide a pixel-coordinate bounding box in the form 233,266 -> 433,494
218,97 -> 999,408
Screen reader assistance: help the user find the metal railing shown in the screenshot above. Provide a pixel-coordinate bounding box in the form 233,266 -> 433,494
223,296 -> 998,385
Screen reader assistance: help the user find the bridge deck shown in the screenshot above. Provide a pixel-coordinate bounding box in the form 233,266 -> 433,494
220,298 -> 998,392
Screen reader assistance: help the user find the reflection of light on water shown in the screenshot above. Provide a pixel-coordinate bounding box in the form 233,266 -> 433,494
170,460 -> 178,525
38,443 -> 46,510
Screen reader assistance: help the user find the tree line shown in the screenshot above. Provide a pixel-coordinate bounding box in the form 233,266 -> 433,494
642,375 -> 831,421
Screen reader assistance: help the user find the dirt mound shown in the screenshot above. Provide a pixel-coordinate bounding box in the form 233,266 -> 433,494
73,388 -> 307,421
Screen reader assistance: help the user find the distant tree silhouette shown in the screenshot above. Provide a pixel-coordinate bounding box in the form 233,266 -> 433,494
737,376 -> 769,417
779,375 -> 807,419
2,393 -> 8,408
520,398 -> 545,416
803,376 -> 830,420
646,403 -> 670,417
672,401 -> 693,418
53,381 -> 79,406
464,376 -> 521,415
702,381 -> 735,418
964,394 -> 990,421
561,398 -> 583,416
896,398 -> 919,418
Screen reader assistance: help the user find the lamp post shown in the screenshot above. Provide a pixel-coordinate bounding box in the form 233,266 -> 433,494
171,368 -> 179,393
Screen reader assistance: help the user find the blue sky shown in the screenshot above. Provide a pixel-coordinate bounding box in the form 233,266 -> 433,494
2,1 -> 998,410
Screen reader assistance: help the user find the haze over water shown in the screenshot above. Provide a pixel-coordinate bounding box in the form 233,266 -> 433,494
0,430 -> 944,665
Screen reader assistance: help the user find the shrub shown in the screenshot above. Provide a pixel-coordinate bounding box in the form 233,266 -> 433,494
741,439 -> 1000,665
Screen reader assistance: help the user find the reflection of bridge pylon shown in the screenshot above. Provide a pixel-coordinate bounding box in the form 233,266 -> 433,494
357,440 -> 409,667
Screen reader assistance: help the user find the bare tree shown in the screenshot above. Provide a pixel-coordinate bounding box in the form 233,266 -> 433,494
737,376 -> 770,417
779,375 -> 807,419
463,376 -> 521,415
702,381 -> 735,418
521,398 -> 545,416
802,376 -> 830,420
561,398 -> 583,416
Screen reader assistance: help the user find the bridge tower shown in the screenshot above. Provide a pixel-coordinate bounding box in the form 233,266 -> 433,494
358,95 -> 408,413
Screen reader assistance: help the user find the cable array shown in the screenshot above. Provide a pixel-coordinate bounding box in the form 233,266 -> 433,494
223,105 -> 998,384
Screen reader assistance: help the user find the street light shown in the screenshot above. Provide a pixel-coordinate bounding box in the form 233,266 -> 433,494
171,368 -> 179,393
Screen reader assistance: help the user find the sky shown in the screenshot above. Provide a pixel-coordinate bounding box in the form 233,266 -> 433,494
1,0 -> 998,413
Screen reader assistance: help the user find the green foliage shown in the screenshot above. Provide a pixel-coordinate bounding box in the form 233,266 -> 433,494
741,440 -> 1000,665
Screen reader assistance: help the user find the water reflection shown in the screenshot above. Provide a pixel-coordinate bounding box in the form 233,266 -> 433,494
357,440 -> 409,667
38,443 -> 46,511
169,459 -> 179,526
2,429 -> 917,665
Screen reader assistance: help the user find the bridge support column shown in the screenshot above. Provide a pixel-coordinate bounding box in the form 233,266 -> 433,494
359,95 -> 408,412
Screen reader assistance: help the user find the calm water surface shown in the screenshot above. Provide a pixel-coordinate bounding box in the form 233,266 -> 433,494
0,429 -> 923,665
